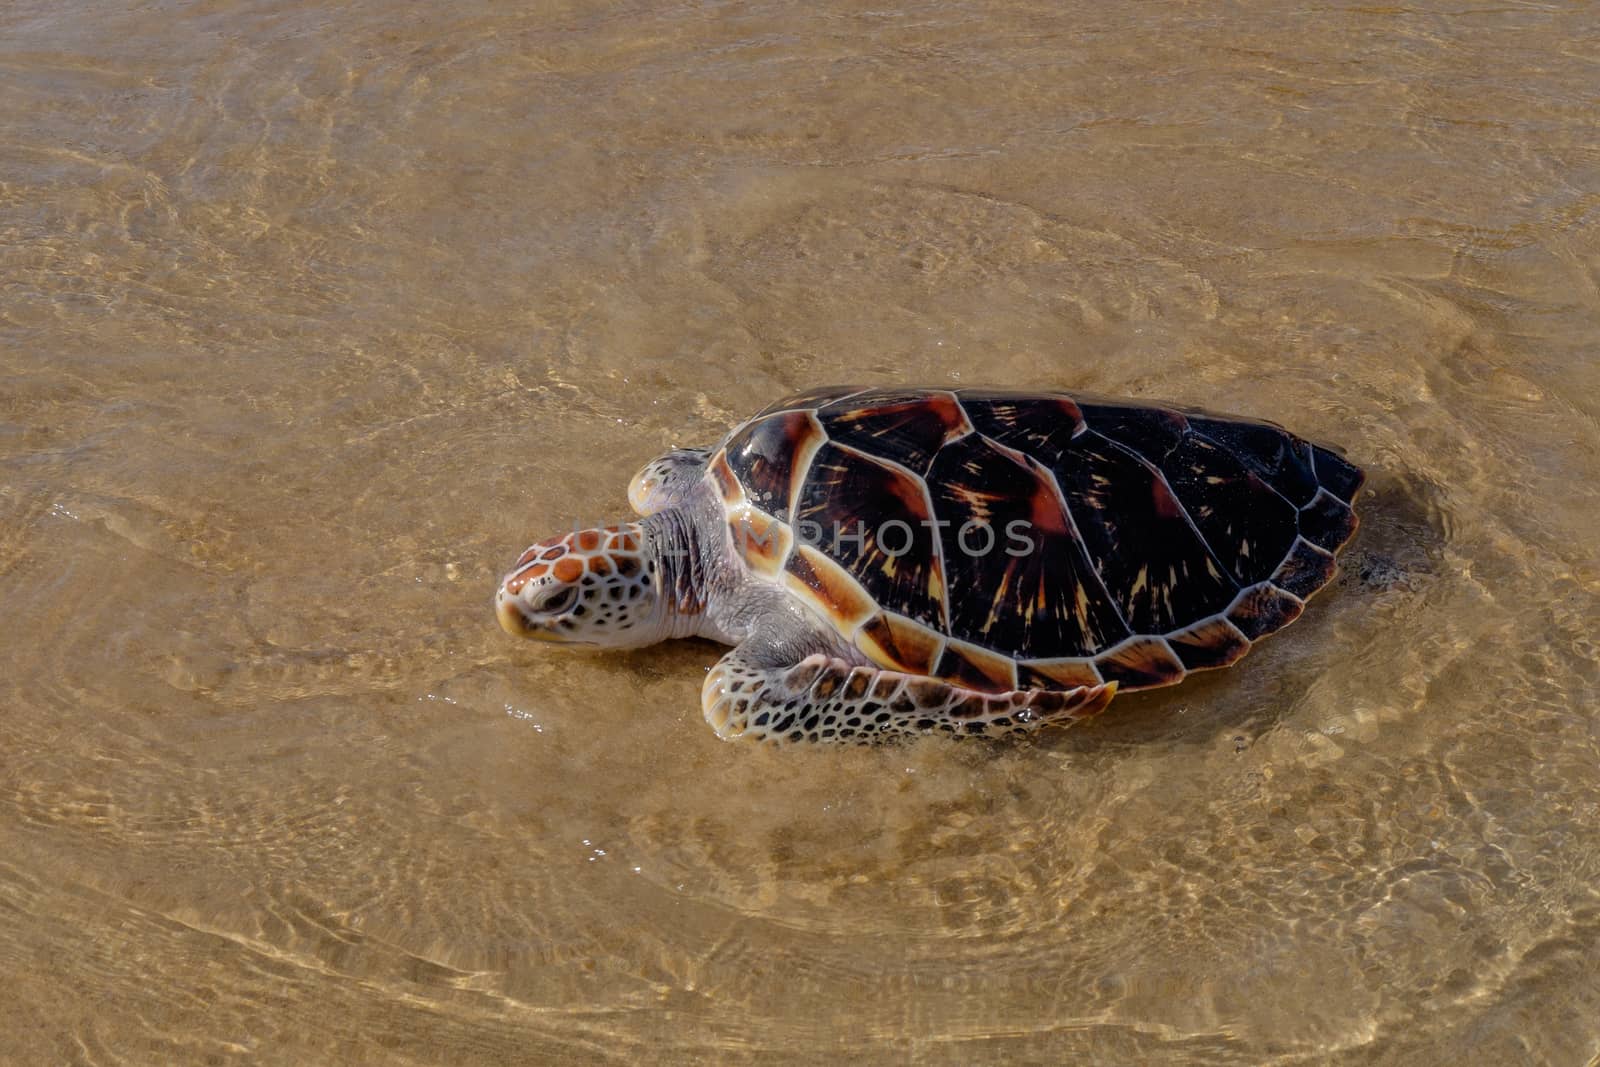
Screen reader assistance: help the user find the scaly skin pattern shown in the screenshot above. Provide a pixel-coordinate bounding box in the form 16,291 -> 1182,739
703,653 -> 1117,744
495,525 -> 662,645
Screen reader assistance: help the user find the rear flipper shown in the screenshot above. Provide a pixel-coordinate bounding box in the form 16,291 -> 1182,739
703,649 -> 1117,744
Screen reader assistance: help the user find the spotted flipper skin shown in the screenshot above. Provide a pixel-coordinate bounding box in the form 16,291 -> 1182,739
702,651 -> 1117,745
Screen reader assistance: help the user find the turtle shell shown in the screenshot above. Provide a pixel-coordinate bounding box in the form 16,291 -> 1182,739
711,387 -> 1363,694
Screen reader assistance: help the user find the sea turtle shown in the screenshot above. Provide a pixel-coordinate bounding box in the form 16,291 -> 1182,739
495,387 -> 1363,744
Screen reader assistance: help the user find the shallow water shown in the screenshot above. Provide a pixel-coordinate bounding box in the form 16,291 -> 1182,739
3,1 -> 1600,1063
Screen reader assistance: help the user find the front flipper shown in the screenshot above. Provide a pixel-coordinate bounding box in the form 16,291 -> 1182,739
702,648 -> 1117,744
628,447 -> 710,516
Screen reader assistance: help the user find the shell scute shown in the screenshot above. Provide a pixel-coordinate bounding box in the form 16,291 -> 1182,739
793,441 -> 946,629
728,506 -> 792,577
1227,583 -> 1305,640
1270,537 -> 1338,599
957,391 -> 1085,465
1093,636 -> 1187,689
816,388 -> 971,474
1166,616 -> 1252,671
927,433 -> 1128,657
934,639 -> 1018,693
709,450 -> 744,507
1048,429 -> 1239,635
782,544 -> 878,631
1186,414 -> 1320,507
1017,658 -> 1102,689
722,409 -> 824,518
1298,490 -> 1360,553
1079,399 -> 1190,461
721,387 -> 1362,695
855,611 -> 944,675
1311,445 -> 1365,504
1158,433 -> 1298,585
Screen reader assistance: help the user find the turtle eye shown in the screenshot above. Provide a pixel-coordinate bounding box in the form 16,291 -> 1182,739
532,586 -> 578,615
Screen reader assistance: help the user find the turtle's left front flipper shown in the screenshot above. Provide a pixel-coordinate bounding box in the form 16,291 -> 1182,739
702,647 -> 1117,744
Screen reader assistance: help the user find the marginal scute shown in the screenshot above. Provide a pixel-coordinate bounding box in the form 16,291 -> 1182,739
1270,536 -> 1338,600
855,611 -> 945,675
1311,444 -> 1365,504
709,450 -> 744,506
1298,489 -> 1360,552
727,506 -> 792,577
1093,636 -> 1187,690
1016,658 -> 1103,689
757,385 -> 864,417
1227,583 -> 1305,641
782,544 -> 878,631
934,639 -> 1018,694
1166,616 -> 1252,670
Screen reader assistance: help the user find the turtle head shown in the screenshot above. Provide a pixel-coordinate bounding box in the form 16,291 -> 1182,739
494,524 -> 663,648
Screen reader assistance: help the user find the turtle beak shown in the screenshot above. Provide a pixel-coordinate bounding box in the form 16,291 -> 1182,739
495,586 -> 564,641
627,474 -> 657,514
495,587 -> 532,637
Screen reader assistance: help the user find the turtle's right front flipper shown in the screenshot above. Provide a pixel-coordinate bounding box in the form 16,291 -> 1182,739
702,647 -> 1116,745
